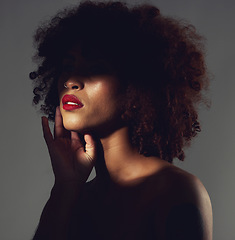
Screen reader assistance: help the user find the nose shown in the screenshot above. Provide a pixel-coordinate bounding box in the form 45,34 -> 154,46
64,78 -> 84,90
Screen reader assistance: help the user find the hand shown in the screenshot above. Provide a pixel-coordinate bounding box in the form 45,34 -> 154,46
41,107 -> 96,187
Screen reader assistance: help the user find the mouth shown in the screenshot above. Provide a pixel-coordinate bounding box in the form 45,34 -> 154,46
62,94 -> 84,111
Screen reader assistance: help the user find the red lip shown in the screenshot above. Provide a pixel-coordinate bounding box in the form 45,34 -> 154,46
62,94 -> 83,111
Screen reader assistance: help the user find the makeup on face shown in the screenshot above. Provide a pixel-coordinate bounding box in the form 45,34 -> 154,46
62,94 -> 83,111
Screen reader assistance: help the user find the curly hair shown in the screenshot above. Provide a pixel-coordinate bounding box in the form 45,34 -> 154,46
30,0 -> 210,163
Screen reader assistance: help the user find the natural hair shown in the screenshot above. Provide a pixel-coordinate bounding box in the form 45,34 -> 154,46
30,0 -> 210,163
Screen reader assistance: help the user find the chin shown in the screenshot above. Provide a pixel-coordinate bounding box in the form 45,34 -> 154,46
62,116 -> 83,132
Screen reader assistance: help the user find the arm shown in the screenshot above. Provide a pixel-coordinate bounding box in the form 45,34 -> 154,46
33,107 -> 96,240
154,169 -> 213,240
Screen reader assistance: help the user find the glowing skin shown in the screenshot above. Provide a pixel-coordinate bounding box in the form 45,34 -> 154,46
38,47 -> 212,240
58,49 -> 124,136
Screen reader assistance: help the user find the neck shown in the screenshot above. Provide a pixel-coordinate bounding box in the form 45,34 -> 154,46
94,126 -> 163,186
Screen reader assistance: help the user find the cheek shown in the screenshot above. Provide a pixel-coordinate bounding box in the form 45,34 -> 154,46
88,79 -> 121,104
91,85 -> 124,123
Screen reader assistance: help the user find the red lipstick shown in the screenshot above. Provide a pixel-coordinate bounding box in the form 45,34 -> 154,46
62,94 -> 83,111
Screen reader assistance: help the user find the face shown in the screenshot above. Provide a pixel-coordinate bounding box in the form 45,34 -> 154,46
57,47 -> 125,136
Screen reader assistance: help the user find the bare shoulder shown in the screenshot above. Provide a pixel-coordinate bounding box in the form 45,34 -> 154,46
151,163 -> 213,240
146,159 -> 210,201
161,166 -> 211,207
159,165 -> 210,201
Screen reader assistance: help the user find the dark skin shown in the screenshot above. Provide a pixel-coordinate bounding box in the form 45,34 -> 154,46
69,164 -> 212,239
33,50 -> 212,240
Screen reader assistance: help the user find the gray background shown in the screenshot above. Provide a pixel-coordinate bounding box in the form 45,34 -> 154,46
0,0 -> 234,239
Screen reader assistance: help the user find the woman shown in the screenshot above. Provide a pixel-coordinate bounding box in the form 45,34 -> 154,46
30,1 -> 213,239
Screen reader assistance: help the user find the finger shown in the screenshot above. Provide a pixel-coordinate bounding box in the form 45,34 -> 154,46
54,106 -> 65,139
41,116 -> 53,148
71,131 -> 80,141
71,131 -> 84,150
84,134 -> 96,161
